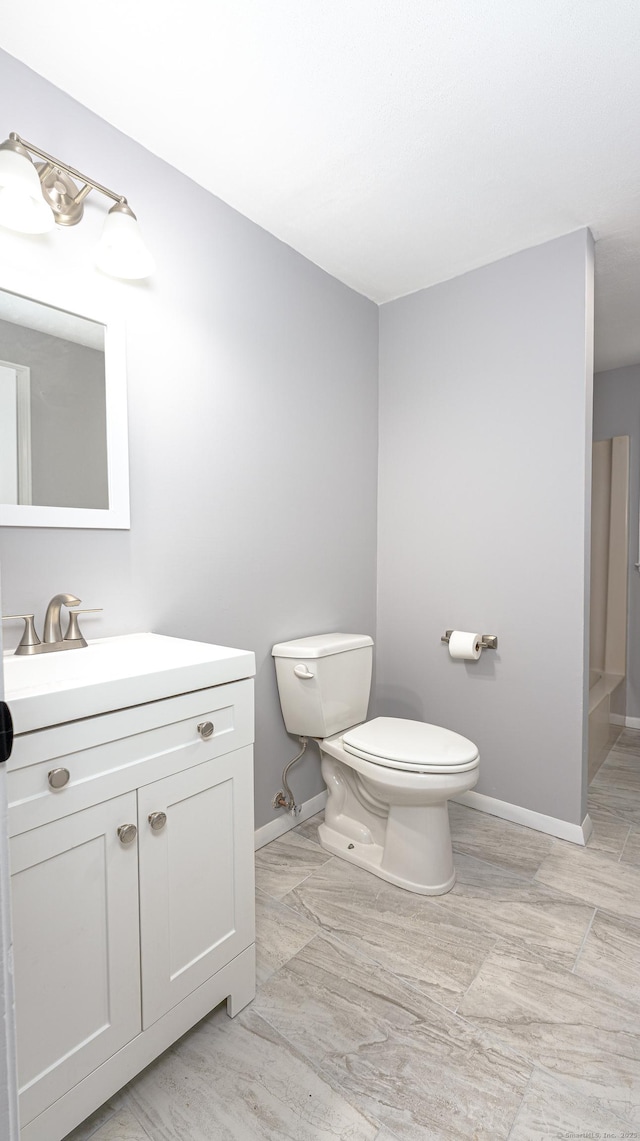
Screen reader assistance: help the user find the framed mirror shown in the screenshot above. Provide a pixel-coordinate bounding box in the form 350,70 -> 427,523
0,266 -> 129,528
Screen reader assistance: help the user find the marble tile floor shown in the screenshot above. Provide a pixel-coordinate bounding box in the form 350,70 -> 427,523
66,731 -> 640,1141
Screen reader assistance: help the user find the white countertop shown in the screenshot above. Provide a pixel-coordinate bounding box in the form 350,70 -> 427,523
3,632 -> 256,735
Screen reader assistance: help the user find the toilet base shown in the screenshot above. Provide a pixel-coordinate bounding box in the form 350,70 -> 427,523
318,820 -> 457,896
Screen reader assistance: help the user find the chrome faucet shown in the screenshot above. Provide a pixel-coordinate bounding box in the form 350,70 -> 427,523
2,594 -> 102,655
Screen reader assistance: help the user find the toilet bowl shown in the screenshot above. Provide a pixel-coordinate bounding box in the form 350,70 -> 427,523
272,633 -> 480,896
317,717 -> 479,894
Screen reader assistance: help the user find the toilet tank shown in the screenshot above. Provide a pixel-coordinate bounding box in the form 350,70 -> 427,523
272,633 -> 373,738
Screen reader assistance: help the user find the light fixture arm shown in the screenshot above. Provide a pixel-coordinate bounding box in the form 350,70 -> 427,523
0,131 -> 154,277
10,132 -> 131,213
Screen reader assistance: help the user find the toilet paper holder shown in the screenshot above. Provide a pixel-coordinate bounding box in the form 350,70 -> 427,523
441,630 -> 498,650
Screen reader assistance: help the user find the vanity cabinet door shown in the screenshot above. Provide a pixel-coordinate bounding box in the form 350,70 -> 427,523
10,793 -> 142,1127
137,744 -> 255,1028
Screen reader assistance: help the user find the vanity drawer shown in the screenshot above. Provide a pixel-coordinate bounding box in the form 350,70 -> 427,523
8,679 -> 254,836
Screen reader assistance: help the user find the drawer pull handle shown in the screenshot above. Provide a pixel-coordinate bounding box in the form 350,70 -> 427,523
197,721 -> 214,740
48,767 -> 70,789
148,811 -> 167,832
117,824 -> 137,845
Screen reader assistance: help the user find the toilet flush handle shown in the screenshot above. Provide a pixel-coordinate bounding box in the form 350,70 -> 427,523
293,664 -> 314,680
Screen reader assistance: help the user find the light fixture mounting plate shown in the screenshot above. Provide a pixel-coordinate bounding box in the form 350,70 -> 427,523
37,163 -> 84,226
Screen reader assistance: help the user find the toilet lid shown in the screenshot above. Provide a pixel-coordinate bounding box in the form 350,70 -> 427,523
342,717 -> 479,772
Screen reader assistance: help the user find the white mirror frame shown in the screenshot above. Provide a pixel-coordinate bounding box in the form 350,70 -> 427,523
0,266 -> 129,529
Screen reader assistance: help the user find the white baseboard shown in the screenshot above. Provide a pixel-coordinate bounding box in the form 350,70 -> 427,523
624,715 -> 640,730
610,713 -> 626,727
254,790 -> 328,850
256,786 -> 589,848
453,790 -> 592,845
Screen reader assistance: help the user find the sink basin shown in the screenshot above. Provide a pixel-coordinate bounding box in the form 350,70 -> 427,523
3,632 -> 256,734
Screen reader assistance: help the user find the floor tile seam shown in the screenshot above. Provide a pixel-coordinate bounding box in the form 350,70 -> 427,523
255,928 -> 319,985
571,960 -> 640,1011
589,778 -> 640,795
255,884 -> 281,902
588,789 -> 638,807
257,885 -> 322,932
420,992 -> 538,1086
451,934 -> 501,1016
433,858 -> 602,921
255,849 -> 334,877
618,823 -> 635,863
268,884 -> 481,980
466,932 -> 640,1030
259,855 -> 339,901
450,844 -> 546,883
588,792 -> 640,813
277,875 -> 604,991
505,1067 -> 538,1141
582,898 -> 640,928
255,992 -> 520,1141
274,924 -> 486,1028
221,1005 -> 390,1139
593,776 -> 639,788
532,846 -> 640,901
269,829 -> 330,855
291,826 -> 324,849
256,837 -> 333,869
295,854 -> 339,883
450,849 -> 542,885
532,865 -> 640,917
308,1043 -> 535,1141
543,831 -> 636,867
73,1104 -> 119,1141
613,749 -> 640,758
588,787 -> 638,807
246,1003 -> 389,1138
450,1004 -> 580,1089
304,925 -> 467,1019
116,1093 -> 155,1141
309,1056 -> 399,1139
479,932 -> 611,992
503,1064 -> 636,1141
516,1055 -> 640,1112
427,884 -> 598,960
570,906 -> 597,973
256,939 -> 539,1124
311,1054 -> 402,1139
297,929 -> 539,1078
588,814 -> 640,835
372,1124 -> 403,1141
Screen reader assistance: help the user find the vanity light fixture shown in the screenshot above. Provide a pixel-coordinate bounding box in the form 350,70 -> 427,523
0,132 -> 155,280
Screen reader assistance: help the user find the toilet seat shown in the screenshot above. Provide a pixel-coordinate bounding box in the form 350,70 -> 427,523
342,716 -> 479,774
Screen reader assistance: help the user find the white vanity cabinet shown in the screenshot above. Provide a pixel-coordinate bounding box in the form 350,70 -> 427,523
4,634 -> 256,1141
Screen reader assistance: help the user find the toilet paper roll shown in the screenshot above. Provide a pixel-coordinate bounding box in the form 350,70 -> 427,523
448,631 -> 483,661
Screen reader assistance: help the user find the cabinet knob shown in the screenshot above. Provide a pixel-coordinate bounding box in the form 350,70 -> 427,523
48,767 -> 70,789
148,811 -> 167,832
117,824 -> 137,845
197,721 -> 214,740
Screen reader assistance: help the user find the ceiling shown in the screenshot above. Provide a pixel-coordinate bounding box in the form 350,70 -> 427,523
2,1 -> 640,372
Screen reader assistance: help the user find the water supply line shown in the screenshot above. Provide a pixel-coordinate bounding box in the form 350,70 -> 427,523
272,736 -> 308,815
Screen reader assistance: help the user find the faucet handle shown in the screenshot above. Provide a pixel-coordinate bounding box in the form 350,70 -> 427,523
64,608 -> 103,646
2,614 -> 42,654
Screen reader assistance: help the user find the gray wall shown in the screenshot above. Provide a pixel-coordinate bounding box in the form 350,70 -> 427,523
593,364 -> 640,718
376,231 -> 594,825
0,52 -> 597,833
0,318 -> 107,508
0,50 -> 379,828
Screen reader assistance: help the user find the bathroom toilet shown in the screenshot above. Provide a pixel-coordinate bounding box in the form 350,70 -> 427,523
272,633 -> 479,895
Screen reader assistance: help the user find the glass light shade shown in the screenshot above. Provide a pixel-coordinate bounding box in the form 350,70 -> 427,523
94,208 -> 155,280
0,147 -> 54,234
